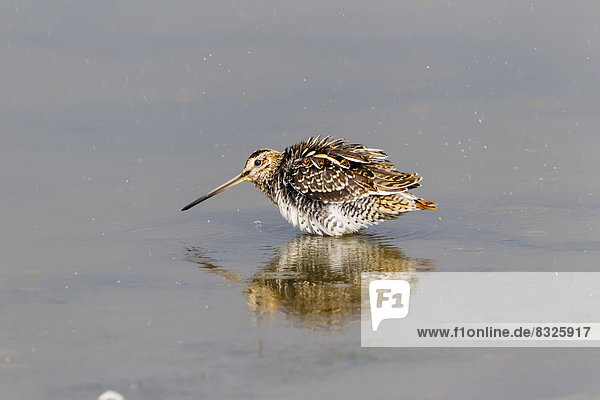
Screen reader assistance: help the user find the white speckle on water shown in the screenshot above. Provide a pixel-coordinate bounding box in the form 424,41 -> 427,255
98,390 -> 125,400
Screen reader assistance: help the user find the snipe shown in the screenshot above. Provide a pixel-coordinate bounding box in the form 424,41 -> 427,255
182,136 -> 437,236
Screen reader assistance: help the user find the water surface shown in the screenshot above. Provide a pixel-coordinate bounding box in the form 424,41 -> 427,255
1,1 -> 599,399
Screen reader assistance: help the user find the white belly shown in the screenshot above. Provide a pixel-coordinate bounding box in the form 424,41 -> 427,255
275,193 -> 371,236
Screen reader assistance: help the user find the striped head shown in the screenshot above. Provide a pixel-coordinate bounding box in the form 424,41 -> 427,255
241,149 -> 282,184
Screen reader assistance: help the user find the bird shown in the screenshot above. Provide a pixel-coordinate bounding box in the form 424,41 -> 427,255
181,136 -> 437,236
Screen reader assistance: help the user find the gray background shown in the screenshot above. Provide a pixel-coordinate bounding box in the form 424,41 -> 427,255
1,1 -> 599,399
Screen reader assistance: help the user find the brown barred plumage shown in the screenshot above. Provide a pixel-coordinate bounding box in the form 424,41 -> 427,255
182,136 -> 437,235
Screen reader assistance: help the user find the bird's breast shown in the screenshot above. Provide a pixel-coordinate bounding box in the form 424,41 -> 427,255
273,188 -> 371,236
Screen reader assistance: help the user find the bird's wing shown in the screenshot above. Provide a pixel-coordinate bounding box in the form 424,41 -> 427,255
282,136 -> 422,203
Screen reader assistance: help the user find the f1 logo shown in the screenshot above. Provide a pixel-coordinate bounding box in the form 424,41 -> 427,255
369,280 -> 411,331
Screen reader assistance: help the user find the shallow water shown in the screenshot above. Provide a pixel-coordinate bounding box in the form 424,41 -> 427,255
2,1 -> 600,399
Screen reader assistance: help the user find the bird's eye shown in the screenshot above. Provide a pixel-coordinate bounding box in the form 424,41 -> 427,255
254,159 -> 262,166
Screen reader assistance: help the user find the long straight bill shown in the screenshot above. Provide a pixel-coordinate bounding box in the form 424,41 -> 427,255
181,173 -> 246,211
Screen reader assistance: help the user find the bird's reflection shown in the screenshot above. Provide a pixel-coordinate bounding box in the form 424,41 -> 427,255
185,233 -> 434,329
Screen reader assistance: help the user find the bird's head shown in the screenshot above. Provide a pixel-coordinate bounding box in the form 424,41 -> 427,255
240,149 -> 282,183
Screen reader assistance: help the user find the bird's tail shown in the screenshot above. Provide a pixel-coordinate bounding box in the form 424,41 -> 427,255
372,194 -> 437,220
415,198 -> 438,210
